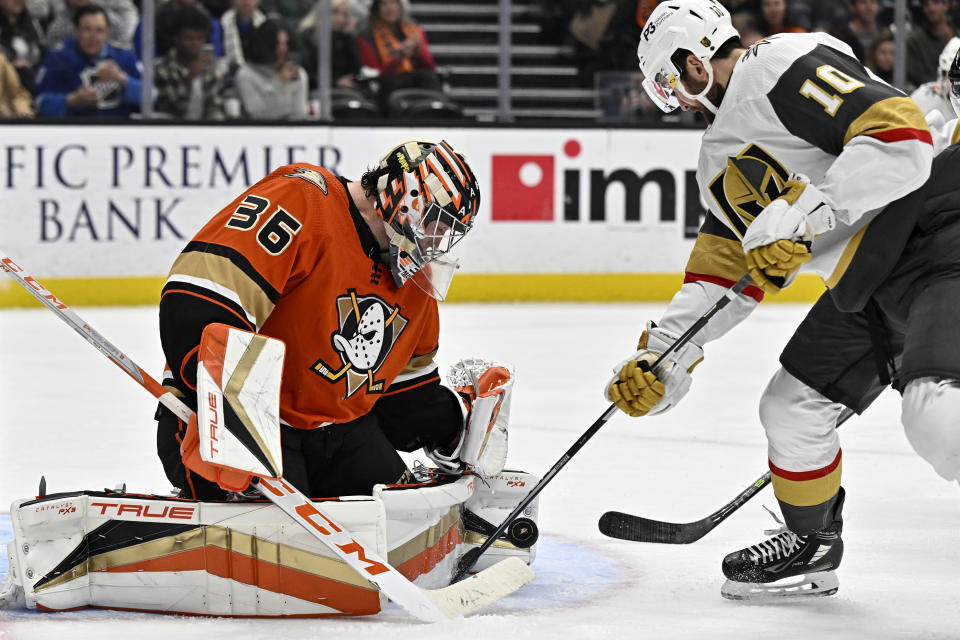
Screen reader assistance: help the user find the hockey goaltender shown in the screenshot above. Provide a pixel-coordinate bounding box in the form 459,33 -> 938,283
0,139 -> 540,620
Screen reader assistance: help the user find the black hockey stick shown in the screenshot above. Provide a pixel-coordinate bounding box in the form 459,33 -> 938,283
452,273 -> 754,581
599,408 -> 854,544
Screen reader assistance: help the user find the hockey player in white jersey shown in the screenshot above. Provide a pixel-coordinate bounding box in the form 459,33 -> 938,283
608,0 -> 960,600
929,46 -> 960,151
910,37 -> 960,121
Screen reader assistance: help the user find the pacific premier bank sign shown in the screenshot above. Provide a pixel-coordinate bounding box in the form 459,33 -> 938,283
0,125 -> 704,279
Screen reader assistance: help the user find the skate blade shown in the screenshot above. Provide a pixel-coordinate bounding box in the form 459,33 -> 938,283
721,570 -> 839,601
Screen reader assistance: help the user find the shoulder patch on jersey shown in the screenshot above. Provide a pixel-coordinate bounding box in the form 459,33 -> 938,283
284,167 -> 328,195
740,35 -> 777,61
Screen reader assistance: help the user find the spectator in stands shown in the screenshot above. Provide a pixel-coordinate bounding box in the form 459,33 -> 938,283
805,0 -> 853,31
831,0 -> 882,62
757,0 -> 806,36
219,0 -> 265,74
0,50 -> 33,114
298,0 -> 363,91
133,0 -> 222,59
153,5 -> 225,119
34,4 -> 141,116
911,36 -> 960,118
0,0 -> 44,93
41,0 -> 138,50
357,0 -> 440,110
866,28 -> 895,84
907,0 -> 957,88
258,0 -> 311,25
234,18 -> 307,119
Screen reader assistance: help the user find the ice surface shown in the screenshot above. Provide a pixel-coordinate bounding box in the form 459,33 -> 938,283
1,303 -> 958,639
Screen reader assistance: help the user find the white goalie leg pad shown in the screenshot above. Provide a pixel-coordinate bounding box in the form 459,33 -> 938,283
901,377 -> 960,482
426,358 -> 514,476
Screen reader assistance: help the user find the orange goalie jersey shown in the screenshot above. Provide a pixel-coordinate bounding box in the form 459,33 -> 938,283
159,163 -> 441,429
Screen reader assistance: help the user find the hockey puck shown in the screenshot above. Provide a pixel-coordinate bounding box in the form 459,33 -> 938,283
507,518 -> 539,548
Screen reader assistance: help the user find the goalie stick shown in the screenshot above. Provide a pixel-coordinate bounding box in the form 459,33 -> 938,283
452,273 -> 754,581
0,253 -> 534,622
598,408 -> 855,544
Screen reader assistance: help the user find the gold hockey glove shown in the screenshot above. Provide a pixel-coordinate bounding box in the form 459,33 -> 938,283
741,178 -> 835,294
605,322 -> 704,417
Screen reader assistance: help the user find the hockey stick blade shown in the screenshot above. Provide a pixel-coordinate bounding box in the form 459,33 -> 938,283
0,252 -> 534,621
599,471 -> 772,544
599,410 -> 854,545
599,511 -> 708,544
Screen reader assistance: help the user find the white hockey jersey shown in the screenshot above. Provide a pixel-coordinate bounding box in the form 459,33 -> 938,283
657,32 -> 934,345
927,109 -> 960,154
911,80 -> 955,122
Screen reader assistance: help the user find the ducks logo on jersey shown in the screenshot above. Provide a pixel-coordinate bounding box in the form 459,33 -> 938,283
311,289 -> 408,397
284,167 -> 328,195
708,143 -> 790,237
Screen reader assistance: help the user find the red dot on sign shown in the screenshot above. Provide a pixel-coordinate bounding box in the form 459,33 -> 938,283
563,140 -> 581,158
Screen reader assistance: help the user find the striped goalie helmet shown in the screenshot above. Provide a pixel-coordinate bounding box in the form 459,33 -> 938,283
366,139 -> 480,301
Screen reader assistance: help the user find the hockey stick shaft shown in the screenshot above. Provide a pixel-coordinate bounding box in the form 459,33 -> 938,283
452,273 -> 753,580
598,409 -> 854,544
0,254 -> 532,621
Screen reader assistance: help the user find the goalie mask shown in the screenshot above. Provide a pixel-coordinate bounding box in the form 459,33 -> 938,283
636,0 -> 739,114
367,139 -> 480,301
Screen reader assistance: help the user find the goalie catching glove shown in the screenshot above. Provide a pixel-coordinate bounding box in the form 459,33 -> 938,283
741,177 -> 835,294
606,322 -> 704,417
426,358 -> 513,476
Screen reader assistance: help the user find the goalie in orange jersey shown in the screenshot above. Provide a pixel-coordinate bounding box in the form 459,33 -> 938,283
156,139 -> 513,500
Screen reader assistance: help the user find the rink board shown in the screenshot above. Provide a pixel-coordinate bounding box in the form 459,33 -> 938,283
0,123 -> 826,306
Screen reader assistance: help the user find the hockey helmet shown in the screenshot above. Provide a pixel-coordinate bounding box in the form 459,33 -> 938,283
938,37 -> 960,80
949,47 -> 960,117
636,0 -> 739,114
368,139 -> 480,301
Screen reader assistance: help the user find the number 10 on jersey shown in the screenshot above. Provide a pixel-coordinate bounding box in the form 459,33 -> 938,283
799,64 -> 865,116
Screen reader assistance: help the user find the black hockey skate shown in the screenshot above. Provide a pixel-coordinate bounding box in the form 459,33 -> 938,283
721,489 -> 844,600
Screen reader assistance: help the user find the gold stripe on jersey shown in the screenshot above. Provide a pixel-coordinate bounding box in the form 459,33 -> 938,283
842,96 -> 930,145
169,252 -> 275,328
402,348 -> 438,375
824,224 -> 869,289
771,459 -> 842,507
953,120 -> 960,146
684,233 -> 751,283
